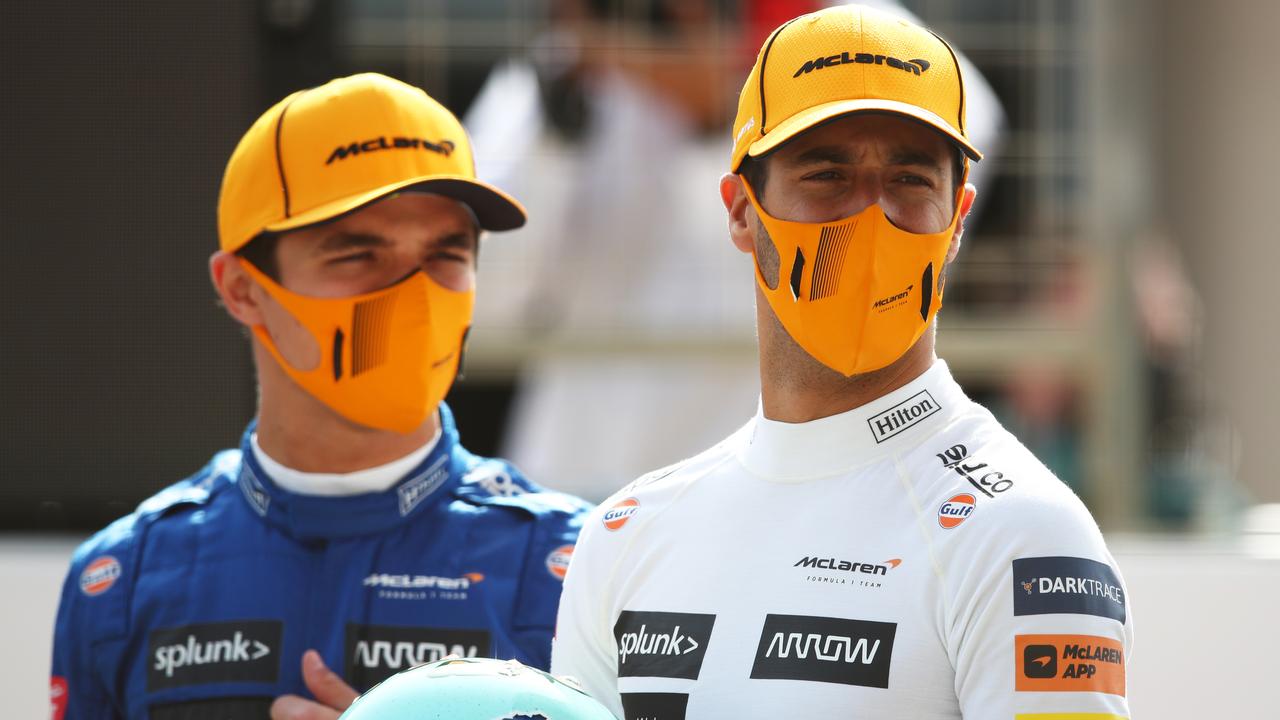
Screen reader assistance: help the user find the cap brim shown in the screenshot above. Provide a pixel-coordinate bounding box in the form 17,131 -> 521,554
264,175 -> 527,236
746,98 -> 983,165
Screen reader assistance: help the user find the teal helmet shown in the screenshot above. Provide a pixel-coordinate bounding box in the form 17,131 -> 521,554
338,657 -> 617,720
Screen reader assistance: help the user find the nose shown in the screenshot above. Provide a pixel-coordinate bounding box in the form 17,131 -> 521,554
827,170 -> 882,222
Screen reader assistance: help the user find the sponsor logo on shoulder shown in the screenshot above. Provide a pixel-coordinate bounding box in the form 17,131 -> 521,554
345,624 -> 490,691
603,497 -> 640,531
1016,634 -> 1125,697
793,554 -> 901,589
937,443 -> 1015,497
147,620 -> 282,690
868,390 -> 940,442
750,614 -> 896,688
79,555 -> 122,597
463,463 -> 526,497
1014,556 -> 1126,623
938,493 -> 976,529
545,544 -> 574,580
398,455 -> 450,516
49,676 -> 68,720
621,692 -> 689,720
614,611 -> 716,680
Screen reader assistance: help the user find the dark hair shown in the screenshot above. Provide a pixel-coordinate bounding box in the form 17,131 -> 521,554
236,232 -> 281,281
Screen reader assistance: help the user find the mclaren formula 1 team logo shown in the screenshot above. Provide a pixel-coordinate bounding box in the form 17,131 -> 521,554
614,611 -> 716,680
750,614 -> 896,688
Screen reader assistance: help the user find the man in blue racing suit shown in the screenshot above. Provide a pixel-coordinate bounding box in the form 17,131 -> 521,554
50,73 -> 591,720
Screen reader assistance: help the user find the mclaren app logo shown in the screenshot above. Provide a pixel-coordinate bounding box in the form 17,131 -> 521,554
1015,634 -> 1126,697
750,614 -> 896,688
147,621 -> 282,690
345,624 -> 490,691
1013,556 -> 1126,623
613,611 -> 716,680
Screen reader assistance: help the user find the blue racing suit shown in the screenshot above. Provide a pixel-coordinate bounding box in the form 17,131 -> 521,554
50,404 -> 591,719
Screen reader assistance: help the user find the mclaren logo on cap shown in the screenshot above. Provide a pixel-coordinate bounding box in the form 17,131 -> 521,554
326,136 -> 456,165
793,52 -> 930,78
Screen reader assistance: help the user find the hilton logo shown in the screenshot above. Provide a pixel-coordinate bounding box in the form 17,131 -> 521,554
867,390 -> 940,443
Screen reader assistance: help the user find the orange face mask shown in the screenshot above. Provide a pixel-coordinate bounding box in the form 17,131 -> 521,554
242,262 -> 473,434
744,178 -> 964,377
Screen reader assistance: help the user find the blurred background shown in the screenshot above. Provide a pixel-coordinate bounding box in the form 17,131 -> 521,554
2,0 -> 1277,717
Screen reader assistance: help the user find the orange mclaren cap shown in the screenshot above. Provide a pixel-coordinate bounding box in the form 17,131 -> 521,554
730,4 -> 982,172
218,73 -> 526,253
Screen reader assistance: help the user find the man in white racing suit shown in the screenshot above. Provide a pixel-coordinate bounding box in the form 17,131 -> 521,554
550,5 -> 1133,719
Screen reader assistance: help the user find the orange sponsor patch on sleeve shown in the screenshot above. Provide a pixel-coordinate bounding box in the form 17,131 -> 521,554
1015,634 -> 1125,697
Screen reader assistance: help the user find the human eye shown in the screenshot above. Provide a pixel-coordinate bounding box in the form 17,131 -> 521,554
328,250 -> 375,265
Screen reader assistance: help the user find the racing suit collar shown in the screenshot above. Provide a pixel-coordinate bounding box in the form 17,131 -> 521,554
737,359 -> 971,482
234,403 -> 464,540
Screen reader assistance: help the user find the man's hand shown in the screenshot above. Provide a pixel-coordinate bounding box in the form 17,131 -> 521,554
270,649 -> 359,720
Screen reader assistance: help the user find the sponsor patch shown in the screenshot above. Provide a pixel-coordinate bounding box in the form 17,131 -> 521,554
79,555 -> 121,597
147,621 -> 282,691
868,390 -> 940,442
149,697 -> 274,719
937,493 -> 975,529
1015,634 -> 1125,697
750,614 -> 896,688
937,443 -> 1015,497
613,611 -> 715,680
1014,556 -> 1126,624
621,692 -> 689,720
603,497 -> 640,531
50,676 -> 68,720
345,624 -> 490,692
546,544 -> 574,580
397,455 -> 450,515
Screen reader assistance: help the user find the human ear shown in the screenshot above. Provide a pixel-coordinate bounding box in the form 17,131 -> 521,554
719,173 -> 756,255
947,183 -> 978,264
210,252 -> 266,327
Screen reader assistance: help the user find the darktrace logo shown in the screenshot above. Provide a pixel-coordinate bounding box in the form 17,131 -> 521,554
326,136 -> 456,165
868,390 -> 940,442
1015,634 -> 1126,697
750,614 -> 896,688
1013,556 -> 1127,623
936,443 -> 1014,497
794,555 -> 901,589
147,621 -> 282,691
614,611 -> 716,680
345,624 -> 490,691
793,52 -> 931,78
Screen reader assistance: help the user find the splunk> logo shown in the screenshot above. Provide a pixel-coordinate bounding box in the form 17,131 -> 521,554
146,620 -> 283,691
613,611 -> 716,680
794,52 -> 931,78
750,614 -> 896,688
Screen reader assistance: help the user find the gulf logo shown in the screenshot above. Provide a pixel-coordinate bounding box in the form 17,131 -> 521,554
79,555 -> 121,596
546,544 -> 574,580
938,493 -> 976,529
602,497 -> 640,531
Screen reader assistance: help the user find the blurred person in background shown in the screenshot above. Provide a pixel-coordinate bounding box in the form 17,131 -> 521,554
50,73 -> 590,720
466,0 -> 1002,504
551,6 -> 1131,719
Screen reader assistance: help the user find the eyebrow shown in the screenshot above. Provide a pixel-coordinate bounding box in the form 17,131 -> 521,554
785,144 -> 945,174
313,232 -> 391,254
